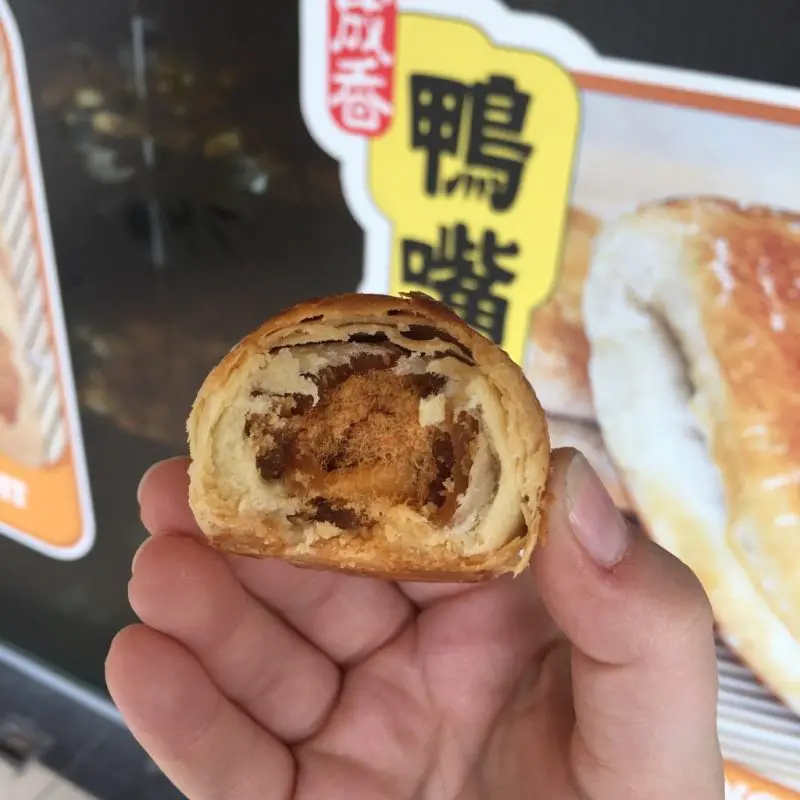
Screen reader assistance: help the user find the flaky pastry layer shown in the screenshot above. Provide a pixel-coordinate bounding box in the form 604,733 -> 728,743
526,207 -> 599,422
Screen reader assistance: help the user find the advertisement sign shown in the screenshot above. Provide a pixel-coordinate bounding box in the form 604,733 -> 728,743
301,0 -> 800,792
0,3 -> 94,559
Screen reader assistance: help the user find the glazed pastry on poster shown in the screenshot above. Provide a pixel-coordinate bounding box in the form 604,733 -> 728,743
525,207 -> 599,422
583,196 -> 800,713
188,292 -> 550,581
0,244 -> 66,468
546,415 -> 631,512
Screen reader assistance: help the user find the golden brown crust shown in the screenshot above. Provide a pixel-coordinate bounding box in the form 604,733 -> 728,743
584,195 -> 800,711
526,208 -> 599,421
655,198 -> 800,509
188,292 -> 550,581
206,527 -> 528,583
670,197 -> 800,648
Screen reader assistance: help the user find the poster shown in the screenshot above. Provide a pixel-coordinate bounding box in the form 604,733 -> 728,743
0,3 -> 94,559
300,0 -> 800,794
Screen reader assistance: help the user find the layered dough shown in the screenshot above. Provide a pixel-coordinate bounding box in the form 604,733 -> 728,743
188,293 -> 550,580
526,207 -> 599,422
583,197 -> 800,712
526,207 -> 631,511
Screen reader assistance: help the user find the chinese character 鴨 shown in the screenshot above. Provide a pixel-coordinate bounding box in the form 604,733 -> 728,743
410,73 -> 533,212
401,223 -> 518,343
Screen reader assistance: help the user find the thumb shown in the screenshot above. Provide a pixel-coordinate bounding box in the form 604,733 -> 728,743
534,448 -> 724,799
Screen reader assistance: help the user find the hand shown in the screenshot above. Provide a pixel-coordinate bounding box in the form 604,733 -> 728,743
106,448 -> 724,799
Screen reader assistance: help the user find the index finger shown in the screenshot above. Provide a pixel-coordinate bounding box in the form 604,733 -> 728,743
138,457 -> 203,538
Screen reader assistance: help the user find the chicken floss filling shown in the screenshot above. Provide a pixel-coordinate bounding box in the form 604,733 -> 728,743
242,341 -> 492,533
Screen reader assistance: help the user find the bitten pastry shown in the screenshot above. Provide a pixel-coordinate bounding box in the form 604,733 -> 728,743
525,207 -> 599,422
583,197 -> 800,712
188,292 -> 550,581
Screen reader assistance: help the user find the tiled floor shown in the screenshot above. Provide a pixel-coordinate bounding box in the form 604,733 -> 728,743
0,760 -> 95,799
0,654 -> 183,800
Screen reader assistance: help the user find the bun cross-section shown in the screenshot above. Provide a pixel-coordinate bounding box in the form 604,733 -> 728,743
583,197 -> 800,711
188,293 -> 550,581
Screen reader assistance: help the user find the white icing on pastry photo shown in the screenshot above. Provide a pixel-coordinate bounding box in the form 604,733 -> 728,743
526,207 -> 598,423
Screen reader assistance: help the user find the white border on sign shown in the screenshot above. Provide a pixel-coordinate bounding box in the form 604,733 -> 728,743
0,2 -> 96,561
299,0 -> 800,295
300,0 -> 389,293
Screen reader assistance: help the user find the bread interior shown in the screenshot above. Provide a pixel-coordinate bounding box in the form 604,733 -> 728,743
209,325 -> 525,555
585,217 -> 728,558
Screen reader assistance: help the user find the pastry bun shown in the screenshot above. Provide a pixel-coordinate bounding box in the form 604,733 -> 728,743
583,196 -> 800,711
188,292 -> 550,581
525,207 -> 599,422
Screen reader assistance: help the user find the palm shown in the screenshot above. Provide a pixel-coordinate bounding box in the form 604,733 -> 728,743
288,575 -> 571,798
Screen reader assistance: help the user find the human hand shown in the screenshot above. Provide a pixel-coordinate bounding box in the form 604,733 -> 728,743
106,448 -> 724,799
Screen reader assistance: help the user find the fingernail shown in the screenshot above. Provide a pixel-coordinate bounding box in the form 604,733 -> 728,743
564,452 -> 630,568
131,539 -> 149,574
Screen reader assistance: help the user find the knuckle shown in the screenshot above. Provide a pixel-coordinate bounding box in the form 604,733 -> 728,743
660,559 -> 715,645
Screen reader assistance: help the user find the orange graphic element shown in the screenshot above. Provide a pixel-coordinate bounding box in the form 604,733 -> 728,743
725,762 -> 799,799
0,452 -> 82,548
0,13 -> 92,557
575,72 -> 800,127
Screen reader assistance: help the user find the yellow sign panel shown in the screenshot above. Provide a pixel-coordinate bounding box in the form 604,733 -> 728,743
369,13 -> 581,365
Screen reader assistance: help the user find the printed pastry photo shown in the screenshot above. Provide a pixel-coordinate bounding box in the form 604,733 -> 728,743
0,47 -> 69,470
583,196 -> 800,713
0,239 -> 66,469
526,206 -> 598,422
188,292 -> 550,581
546,416 -> 631,511
525,206 -> 632,512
